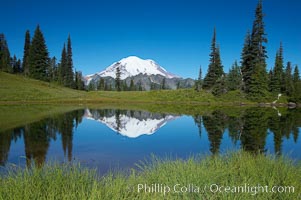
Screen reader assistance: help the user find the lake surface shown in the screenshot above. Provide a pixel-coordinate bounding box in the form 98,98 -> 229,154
0,107 -> 300,175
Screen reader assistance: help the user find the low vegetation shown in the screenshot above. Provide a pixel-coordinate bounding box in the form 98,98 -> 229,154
0,151 -> 300,200
0,72 -> 85,102
0,72 -> 291,105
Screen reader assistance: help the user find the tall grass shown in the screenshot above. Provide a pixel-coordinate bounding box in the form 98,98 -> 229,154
0,151 -> 300,200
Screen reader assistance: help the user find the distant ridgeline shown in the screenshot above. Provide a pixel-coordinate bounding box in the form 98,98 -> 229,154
0,1 -> 300,102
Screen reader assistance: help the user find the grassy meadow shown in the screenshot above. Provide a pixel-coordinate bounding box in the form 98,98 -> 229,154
0,152 -> 300,200
1,72 -> 286,105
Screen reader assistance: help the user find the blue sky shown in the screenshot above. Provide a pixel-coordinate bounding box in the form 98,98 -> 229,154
1,0 -> 301,78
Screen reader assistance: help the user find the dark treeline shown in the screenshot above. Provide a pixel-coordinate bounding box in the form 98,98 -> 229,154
197,1 -> 301,102
0,25 -> 85,90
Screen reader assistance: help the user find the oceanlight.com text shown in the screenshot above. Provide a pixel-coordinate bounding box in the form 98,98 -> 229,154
209,183 -> 295,196
137,183 -> 295,196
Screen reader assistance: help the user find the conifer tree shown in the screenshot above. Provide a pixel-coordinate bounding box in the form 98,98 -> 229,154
284,62 -> 294,96
138,81 -> 143,91
161,77 -> 166,90
122,81 -> 128,91
250,0 -> 268,67
177,81 -> 181,90
203,28 -> 224,89
150,82 -> 156,90
59,44 -> 67,85
293,65 -> 300,84
226,61 -> 243,91
0,33 -> 11,72
212,76 -> 227,96
97,78 -> 105,91
28,25 -> 50,81
75,71 -> 85,90
248,63 -> 269,100
12,55 -> 22,73
195,65 -> 202,91
291,66 -> 301,102
88,82 -> 95,91
198,65 -> 202,81
270,43 -> 284,94
115,67 -> 121,91
66,35 -> 74,88
242,0 -> 268,99
49,56 -> 57,81
241,31 -> 252,92
22,30 -> 31,76
130,79 -> 135,91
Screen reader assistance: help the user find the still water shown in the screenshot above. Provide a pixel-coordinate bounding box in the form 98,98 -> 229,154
1,107 -> 300,174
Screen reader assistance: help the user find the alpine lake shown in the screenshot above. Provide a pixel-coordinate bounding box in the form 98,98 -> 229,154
0,105 -> 300,175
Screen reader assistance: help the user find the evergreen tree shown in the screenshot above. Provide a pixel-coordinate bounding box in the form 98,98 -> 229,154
97,78 -> 105,91
291,66 -> 301,102
212,75 -> 227,96
177,81 -> 181,89
242,0 -> 268,99
248,62 -> 269,101
66,35 -> 74,88
122,81 -> 128,91
195,65 -> 202,91
270,43 -> 284,94
59,44 -> 67,85
28,25 -> 50,81
12,55 -> 22,73
130,79 -> 135,91
215,45 -> 223,75
226,61 -> 243,91
115,67 -> 121,91
241,31 -> 252,92
293,65 -> 300,83
22,30 -> 31,76
161,77 -> 166,90
75,71 -> 85,90
198,65 -> 202,81
203,28 -> 224,89
88,82 -> 95,91
284,62 -> 294,96
137,81 -> 143,91
250,0 -> 268,67
49,56 -> 57,81
150,82 -> 157,90
0,33 -> 11,72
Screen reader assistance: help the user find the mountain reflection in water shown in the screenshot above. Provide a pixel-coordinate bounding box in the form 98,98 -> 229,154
84,109 -> 179,138
0,108 -> 300,174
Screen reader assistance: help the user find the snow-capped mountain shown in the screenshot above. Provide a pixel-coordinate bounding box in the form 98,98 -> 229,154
84,109 -> 179,138
85,56 -> 179,85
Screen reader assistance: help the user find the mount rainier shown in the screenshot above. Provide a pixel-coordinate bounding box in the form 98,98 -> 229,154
84,56 -> 194,90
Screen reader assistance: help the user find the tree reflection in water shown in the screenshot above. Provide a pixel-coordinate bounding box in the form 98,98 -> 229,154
0,108 -> 300,167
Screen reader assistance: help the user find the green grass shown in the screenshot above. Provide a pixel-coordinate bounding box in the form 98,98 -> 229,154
0,72 -> 86,102
1,151 -> 300,200
1,72 -> 282,105
86,89 -> 254,105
